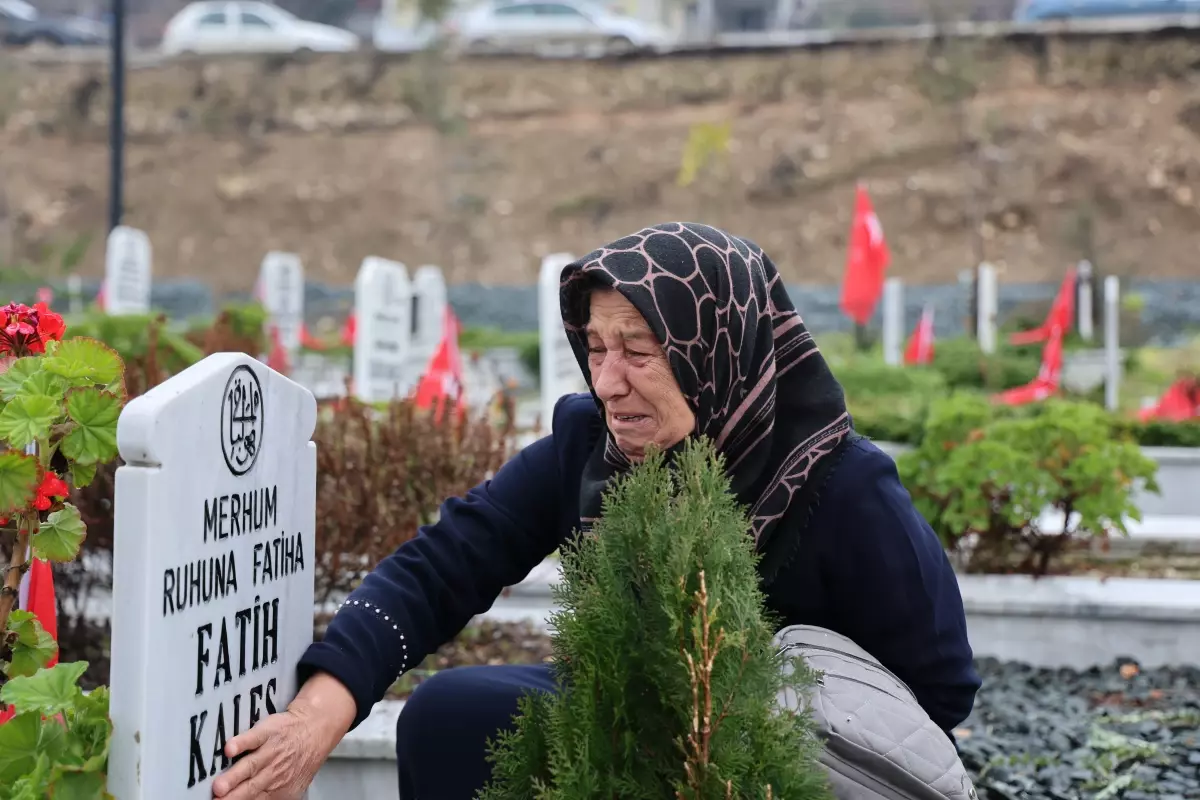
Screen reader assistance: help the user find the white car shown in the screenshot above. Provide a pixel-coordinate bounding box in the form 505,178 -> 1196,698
162,1 -> 359,55
447,0 -> 672,56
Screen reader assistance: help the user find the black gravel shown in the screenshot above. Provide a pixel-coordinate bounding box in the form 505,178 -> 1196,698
959,658 -> 1200,800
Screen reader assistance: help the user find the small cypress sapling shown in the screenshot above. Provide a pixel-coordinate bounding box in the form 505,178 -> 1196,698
480,437 -> 833,800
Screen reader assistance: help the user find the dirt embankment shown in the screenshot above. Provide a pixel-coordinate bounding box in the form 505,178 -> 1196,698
2,32 -> 1200,292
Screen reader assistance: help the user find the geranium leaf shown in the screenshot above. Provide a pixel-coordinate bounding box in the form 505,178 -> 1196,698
21,370 -> 68,399
42,339 -> 123,387
0,712 -> 41,785
60,389 -> 121,467
0,358 -> 43,402
33,504 -> 87,563
0,661 -> 88,718
0,394 -> 62,450
4,612 -> 58,678
50,770 -> 107,800
4,751 -> 53,800
69,461 -> 97,490
0,450 -> 39,516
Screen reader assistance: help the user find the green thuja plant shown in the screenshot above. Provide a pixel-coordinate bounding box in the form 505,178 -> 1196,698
0,301 -> 124,798
480,438 -> 832,800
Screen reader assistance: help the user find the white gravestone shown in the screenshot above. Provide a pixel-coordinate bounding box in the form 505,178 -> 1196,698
108,353 -> 318,800
353,256 -> 413,402
258,252 -> 306,353
104,225 -> 152,315
539,253 -> 588,430
411,265 -> 447,353
976,262 -> 998,355
881,277 -> 904,367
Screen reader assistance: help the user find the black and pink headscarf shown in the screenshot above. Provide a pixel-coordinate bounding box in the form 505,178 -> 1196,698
561,222 -> 854,564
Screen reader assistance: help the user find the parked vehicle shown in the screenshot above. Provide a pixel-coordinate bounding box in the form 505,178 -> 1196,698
1013,0 -> 1198,21
161,0 -> 359,55
445,0 -> 672,56
0,0 -> 110,47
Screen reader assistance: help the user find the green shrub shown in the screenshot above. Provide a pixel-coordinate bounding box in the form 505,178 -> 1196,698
930,337 -> 1040,391
68,311 -> 204,377
851,410 -> 926,445
896,396 -> 1159,575
1121,419 -> 1200,449
834,361 -> 947,445
482,439 -> 831,800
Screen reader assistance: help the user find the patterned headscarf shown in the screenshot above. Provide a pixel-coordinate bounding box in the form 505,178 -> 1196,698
561,222 -> 854,559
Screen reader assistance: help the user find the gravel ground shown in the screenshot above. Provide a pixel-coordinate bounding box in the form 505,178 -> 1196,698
378,623 -> 1200,799
957,658 -> 1200,800
55,618 -> 1200,799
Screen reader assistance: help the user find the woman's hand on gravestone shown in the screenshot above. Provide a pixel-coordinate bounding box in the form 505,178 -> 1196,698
211,672 -> 357,799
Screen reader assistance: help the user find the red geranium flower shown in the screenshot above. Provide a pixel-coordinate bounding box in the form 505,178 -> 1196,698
33,302 -> 65,343
34,472 -> 69,511
0,303 -> 44,356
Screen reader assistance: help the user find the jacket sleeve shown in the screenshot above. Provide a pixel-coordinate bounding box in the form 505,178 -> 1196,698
296,424 -> 568,729
820,442 -> 981,734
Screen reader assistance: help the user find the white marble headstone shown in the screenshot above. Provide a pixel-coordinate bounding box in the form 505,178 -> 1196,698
258,252 -> 305,353
539,253 -> 588,430
353,256 -> 413,403
104,225 -> 152,315
411,265 -> 447,358
108,353 -> 318,800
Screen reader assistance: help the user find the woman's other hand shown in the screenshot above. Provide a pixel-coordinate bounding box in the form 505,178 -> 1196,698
211,672 -> 356,799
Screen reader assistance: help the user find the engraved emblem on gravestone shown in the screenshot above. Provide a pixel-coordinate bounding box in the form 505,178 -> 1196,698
221,365 -> 265,477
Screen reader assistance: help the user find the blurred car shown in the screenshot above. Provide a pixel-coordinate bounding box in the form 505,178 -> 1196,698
446,0 -> 673,56
0,0 -> 110,46
161,0 -> 360,55
1013,0 -> 1198,20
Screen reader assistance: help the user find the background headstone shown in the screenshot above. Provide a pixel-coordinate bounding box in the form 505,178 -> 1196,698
108,353 -> 318,799
258,252 -> 305,353
539,253 -> 588,429
410,265 -> 447,363
882,277 -> 904,367
104,225 -> 152,315
353,256 -> 413,403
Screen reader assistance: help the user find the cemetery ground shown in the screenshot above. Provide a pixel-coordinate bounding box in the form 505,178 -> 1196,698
4,290 -> 1200,798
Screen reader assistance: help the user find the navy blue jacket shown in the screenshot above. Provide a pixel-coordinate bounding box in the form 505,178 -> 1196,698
299,394 -> 980,734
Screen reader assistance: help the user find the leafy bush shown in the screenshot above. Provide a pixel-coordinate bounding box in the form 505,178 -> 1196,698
930,337 -> 1040,392
897,395 -> 1159,575
67,312 -> 204,385
1121,419 -> 1200,449
832,361 -> 946,445
458,327 -> 540,377
851,409 -> 926,445
183,302 -> 268,357
0,302 -> 126,796
482,438 -> 830,800
312,397 -> 513,605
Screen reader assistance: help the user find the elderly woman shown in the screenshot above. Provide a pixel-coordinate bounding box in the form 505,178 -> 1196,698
212,223 -> 980,800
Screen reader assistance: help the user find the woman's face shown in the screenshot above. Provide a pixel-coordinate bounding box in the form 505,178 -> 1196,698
585,288 -> 695,461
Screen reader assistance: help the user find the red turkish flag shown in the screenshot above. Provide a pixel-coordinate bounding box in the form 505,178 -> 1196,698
266,325 -> 291,375
904,306 -> 936,366
24,558 -> 58,669
839,184 -> 890,326
299,323 -> 327,351
995,324 -> 1066,405
1010,268 -> 1077,346
414,307 -> 465,423
1138,378 -> 1199,422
